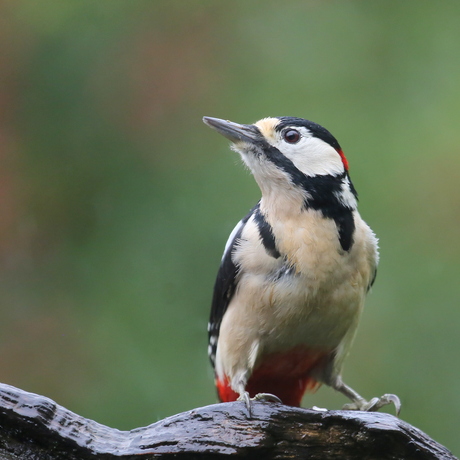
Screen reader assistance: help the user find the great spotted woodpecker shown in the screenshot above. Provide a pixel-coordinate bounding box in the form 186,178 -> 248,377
203,115 -> 400,415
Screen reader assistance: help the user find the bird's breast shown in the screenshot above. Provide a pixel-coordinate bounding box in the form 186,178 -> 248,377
230,208 -> 376,351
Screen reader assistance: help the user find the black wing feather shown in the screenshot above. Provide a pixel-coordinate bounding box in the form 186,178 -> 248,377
208,204 -> 258,369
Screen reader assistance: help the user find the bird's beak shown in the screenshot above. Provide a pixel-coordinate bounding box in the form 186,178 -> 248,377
203,117 -> 261,144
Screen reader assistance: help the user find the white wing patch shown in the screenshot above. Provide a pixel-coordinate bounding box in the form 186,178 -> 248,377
222,219 -> 245,261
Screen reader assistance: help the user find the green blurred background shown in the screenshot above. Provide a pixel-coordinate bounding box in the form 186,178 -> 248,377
1,0 -> 459,454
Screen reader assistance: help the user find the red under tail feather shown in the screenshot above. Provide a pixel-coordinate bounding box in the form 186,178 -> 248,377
215,347 -> 328,407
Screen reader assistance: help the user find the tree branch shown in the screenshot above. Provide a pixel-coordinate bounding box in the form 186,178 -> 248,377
0,382 -> 455,459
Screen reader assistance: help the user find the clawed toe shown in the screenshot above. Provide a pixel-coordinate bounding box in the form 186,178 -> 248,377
252,393 -> 282,403
343,393 -> 401,416
237,392 -> 282,417
373,393 -> 401,416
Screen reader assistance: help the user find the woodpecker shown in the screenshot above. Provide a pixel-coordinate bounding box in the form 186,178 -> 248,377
203,115 -> 400,415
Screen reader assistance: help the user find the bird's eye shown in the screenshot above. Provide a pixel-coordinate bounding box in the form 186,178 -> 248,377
282,129 -> 301,144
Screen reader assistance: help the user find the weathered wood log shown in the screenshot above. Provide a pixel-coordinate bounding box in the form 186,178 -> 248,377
0,382 -> 455,459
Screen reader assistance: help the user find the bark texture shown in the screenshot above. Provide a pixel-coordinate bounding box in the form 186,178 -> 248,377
0,383 -> 455,459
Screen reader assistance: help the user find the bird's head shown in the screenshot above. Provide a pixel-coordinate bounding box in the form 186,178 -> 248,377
203,116 -> 352,205
203,117 -> 356,207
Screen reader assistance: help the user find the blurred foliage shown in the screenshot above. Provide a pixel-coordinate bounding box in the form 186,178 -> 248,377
0,0 -> 460,454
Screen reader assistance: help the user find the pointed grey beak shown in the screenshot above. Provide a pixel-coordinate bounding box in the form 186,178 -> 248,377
203,117 -> 261,144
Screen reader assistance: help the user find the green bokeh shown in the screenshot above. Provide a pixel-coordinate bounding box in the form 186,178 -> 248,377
1,0 -> 459,454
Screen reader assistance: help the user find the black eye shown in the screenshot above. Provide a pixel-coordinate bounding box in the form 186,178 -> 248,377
283,129 -> 301,144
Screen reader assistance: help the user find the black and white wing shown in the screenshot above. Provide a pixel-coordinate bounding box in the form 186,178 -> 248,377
208,205 -> 257,370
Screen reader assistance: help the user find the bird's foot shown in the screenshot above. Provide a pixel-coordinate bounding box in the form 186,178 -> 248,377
343,393 -> 401,416
237,391 -> 251,412
252,393 -> 282,403
237,392 -> 282,417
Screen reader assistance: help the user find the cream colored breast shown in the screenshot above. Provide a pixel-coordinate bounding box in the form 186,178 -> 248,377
216,207 -> 378,384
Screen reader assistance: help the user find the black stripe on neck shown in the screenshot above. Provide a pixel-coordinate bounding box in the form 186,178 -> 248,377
264,146 -> 357,251
331,209 -> 355,252
254,204 -> 281,259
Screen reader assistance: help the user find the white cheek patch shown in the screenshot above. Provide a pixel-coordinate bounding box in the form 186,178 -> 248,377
280,137 -> 344,177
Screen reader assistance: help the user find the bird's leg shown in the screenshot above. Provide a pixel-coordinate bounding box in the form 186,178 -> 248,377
332,376 -> 401,416
237,391 -> 253,417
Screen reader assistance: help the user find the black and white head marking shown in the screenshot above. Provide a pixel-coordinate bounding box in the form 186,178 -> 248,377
251,117 -> 358,251
203,116 -> 359,252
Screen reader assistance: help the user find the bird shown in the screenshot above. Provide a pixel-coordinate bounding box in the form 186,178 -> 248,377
203,115 -> 400,415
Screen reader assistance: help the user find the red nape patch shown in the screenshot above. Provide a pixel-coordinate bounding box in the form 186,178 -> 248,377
337,149 -> 349,171
216,347 -> 330,407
